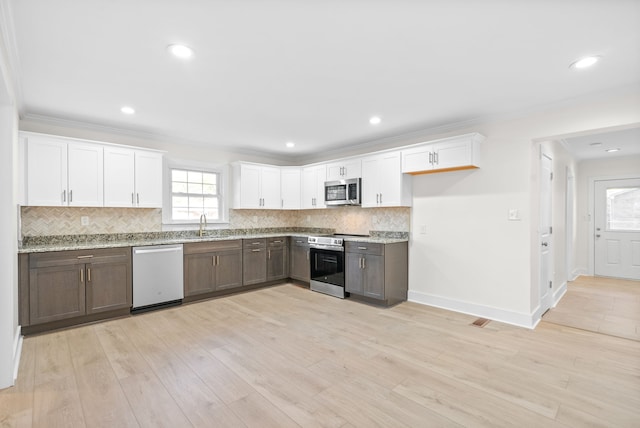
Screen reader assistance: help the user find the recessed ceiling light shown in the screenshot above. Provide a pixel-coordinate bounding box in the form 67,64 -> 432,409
285,141 -> 295,148
605,148 -> 621,153
570,56 -> 601,69
589,142 -> 602,147
121,106 -> 135,115
168,44 -> 194,59
369,116 -> 381,125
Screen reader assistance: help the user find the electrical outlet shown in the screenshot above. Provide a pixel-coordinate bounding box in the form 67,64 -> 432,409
420,225 -> 427,234
81,216 -> 90,226
508,209 -> 520,221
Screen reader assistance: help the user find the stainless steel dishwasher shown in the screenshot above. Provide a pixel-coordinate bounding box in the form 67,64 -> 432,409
132,244 -> 184,312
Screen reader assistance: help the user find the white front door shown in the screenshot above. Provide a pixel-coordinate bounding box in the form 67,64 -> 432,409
540,153 -> 553,313
594,178 -> 640,280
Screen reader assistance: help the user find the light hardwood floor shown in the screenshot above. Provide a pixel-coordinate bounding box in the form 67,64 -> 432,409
2,283 -> 640,427
543,276 -> 640,341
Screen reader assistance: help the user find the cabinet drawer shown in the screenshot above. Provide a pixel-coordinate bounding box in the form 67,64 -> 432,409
184,239 -> 242,254
290,236 -> 309,247
345,241 -> 384,256
29,247 -> 130,268
267,236 -> 286,247
243,238 -> 266,249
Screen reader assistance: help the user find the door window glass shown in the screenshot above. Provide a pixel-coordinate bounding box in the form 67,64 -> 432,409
606,187 -> 640,231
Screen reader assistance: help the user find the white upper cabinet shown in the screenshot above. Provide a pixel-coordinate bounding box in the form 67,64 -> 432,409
232,163 -> 282,209
362,151 -> 412,208
301,165 -> 326,209
103,147 -> 135,207
325,158 -> 362,181
25,134 -> 103,207
281,167 -> 301,210
23,131 -> 163,208
401,133 -> 484,175
133,150 -> 164,208
104,148 -> 163,208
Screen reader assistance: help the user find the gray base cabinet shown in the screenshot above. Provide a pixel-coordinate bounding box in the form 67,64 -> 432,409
243,238 -> 267,285
289,237 -> 310,282
267,237 -> 288,281
184,240 -> 243,296
22,247 -> 132,327
345,241 -> 407,306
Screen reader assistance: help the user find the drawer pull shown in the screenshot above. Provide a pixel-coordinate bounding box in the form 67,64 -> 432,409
252,249 -> 261,252
358,247 -> 367,250
77,255 -> 94,259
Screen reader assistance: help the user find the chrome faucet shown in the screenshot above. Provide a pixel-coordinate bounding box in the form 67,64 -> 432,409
199,213 -> 207,237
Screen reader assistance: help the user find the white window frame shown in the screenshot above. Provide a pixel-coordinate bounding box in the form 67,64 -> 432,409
162,158 -> 229,226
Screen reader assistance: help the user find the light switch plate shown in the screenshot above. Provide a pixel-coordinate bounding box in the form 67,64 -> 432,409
81,216 -> 90,225
508,209 -> 520,221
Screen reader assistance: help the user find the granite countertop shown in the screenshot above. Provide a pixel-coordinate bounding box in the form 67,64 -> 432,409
19,229 -> 408,253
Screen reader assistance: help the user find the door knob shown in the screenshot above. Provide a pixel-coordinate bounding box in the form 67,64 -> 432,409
596,234 -> 601,238
541,242 -> 548,246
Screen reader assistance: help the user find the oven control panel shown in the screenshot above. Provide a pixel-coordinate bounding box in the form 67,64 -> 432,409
308,236 -> 344,246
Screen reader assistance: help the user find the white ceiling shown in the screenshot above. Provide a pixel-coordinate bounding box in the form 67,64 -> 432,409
561,127 -> 640,160
7,0 -> 640,161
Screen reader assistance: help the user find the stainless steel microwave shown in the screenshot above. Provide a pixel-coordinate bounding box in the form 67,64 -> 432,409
324,178 -> 361,206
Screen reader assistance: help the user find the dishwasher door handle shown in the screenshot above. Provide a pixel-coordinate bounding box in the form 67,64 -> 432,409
133,246 -> 183,255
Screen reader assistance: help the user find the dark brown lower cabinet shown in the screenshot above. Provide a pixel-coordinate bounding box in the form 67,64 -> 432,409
23,247 -> 132,327
267,237 -> 288,281
243,238 -> 267,285
183,240 -> 243,296
345,241 -> 408,306
289,237 -> 310,282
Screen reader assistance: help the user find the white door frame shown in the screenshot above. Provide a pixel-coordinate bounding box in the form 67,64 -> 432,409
539,149 -> 553,315
565,166 -> 575,281
587,173 -> 640,275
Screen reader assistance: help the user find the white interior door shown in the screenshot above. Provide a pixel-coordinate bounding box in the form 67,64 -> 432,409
594,178 -> 640,280
539,153 -> 553,313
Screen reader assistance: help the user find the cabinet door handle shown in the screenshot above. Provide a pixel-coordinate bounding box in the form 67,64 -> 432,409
87,268 -> 91,282
429,152 -> 433,164
80,268 -> 84,283
362,257 -> 366,269
434,152 -> 439,164
306,250 -> 309,260
69,190 -> 73,203
217,255 -> 220,265
376,193 -> 379,204
137,193 -> 140,205
62,190 -> 66,203
268,249 -> 271,259
379,194 -> 383,204
131,193 -> 135,205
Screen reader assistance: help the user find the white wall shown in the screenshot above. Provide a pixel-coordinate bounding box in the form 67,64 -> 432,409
408,88 -> 640,328
0,24 -> 19,389
575,155 -> 640,275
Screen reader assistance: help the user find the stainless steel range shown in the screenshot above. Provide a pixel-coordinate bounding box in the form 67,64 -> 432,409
308,235 -> 346,298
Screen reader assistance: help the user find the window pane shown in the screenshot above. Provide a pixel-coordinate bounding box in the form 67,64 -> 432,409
203,197 -> 218,208
188,182 -> 203,194
606,187 -> 640,231
172,170 -> 187,182
202,184 -> 217,195
170,168 -> 221,222
204,208 -> 219,220
187,171 -> 202,183
172,182 -> 188,193
172,196 -> 188,208
202,173 -> 217,185
189,196 -> 204,207
172,208 -> 190,220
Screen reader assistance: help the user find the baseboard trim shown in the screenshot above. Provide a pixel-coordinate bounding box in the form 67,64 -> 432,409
407,290 -> 536,329
553,281 -> 568,308
570,268 -> 587,281
13,325 -> 22,382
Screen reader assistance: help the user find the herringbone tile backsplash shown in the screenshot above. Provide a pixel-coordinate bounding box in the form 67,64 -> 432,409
21,206 -> 410,237
21,207 -> 163,236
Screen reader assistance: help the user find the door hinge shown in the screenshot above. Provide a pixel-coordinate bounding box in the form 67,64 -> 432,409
549,281 -> 552,289
549,226 -> 553,234
550,172 -> 553,180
